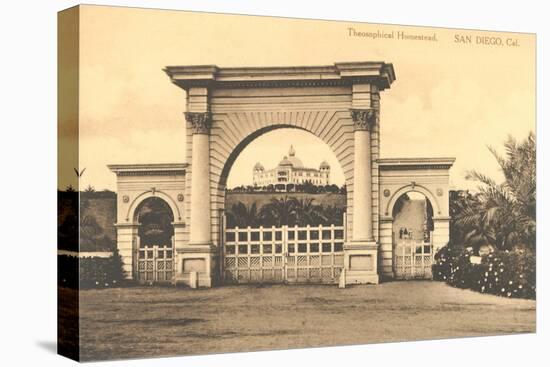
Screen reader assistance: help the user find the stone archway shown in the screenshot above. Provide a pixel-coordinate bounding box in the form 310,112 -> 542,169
108,62 -> 457,287
164,62 -> 396,286
109,163 -> 187,281
377,158 -> 455,279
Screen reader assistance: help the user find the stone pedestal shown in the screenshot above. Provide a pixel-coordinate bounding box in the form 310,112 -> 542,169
342,242 -> 379,284
175,245 -> 217,287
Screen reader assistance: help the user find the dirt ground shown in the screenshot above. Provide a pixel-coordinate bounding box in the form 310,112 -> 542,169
73,281 -> 536,361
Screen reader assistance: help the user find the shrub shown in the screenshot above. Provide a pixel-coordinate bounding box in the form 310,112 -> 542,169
433,246 -> 535,299
58,254 -> 79,289
58,250 -> 126,289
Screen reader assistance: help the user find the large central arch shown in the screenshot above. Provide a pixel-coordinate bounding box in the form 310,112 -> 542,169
164,62 -> 396,287
214,120 -> 354,239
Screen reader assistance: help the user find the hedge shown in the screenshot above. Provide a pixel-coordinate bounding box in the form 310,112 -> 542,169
58,250 -> 125,289
432,246 -> 536,299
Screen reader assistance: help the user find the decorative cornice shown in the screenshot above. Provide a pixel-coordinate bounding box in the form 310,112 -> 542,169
378,157 -> 456,171
185,112 -> 211,134
379,164 -> 453,171
164,62 -> 396,91
350,109 -> 376,131
108,163 -> 188,177
115,170 -> 186,177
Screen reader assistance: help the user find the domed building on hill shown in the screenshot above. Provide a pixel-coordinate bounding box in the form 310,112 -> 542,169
253,145 -> 330,187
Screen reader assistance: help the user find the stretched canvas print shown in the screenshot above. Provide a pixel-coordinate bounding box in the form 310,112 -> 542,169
58,4 -> 536,362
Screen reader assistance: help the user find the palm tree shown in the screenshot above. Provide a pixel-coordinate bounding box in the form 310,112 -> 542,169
292,198 -> 317,226
64,185 -> 76,192
459,132 -> 536,251
317,205 -> 345,226
84,184 -> 95,192
455,201 -> 496,248
259,196 -> 296,227
226,202 -> 259,228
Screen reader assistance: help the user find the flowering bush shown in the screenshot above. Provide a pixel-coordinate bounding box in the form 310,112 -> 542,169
433,246 -> 535,299
58,250 -> 125,289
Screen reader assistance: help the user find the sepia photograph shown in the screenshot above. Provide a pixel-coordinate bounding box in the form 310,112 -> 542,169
56,4 -> 536,362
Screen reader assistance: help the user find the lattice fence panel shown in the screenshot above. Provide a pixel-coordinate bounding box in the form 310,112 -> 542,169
136,244 -> 175,284
223,224 -> 345,284
393,240 -> 434,280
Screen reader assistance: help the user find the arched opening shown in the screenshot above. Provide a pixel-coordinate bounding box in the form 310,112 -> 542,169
392,192 -> 434,243
223,127 -> 346,227
219,127 -> 347,284
134,197 -> 175,246
219,126 -> 346,191
391,191 -> 434,279
133,197 -> 175,283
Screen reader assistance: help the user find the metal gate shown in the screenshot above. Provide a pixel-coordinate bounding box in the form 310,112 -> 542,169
393,239 -> 433,279
135,238 -> 175,283
222,223 -> 345,284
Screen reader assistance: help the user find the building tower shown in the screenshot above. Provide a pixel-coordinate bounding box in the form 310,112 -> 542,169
252,162 -> 265,186
319,160 -> 331,185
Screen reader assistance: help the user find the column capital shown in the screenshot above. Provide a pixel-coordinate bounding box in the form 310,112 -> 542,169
350,108 -> 376,131
185,112 -> 211,134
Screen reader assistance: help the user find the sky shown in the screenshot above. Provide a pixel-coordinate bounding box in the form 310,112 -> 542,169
59,5 -> 536,191
227,130 -> 346,187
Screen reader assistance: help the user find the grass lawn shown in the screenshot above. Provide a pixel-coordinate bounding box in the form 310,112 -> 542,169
71,281 -> 535,361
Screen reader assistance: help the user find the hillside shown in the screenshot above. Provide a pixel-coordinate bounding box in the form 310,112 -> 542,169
226,192 -> 346,209
58,191 -> 117,252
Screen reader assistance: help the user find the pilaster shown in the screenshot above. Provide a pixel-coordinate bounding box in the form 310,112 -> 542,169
114,222 -> 139,279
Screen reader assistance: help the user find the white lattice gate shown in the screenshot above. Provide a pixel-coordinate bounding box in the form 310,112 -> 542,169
135,237 -> 175,283
223,223 -> 345,284
393,239 -> 433,280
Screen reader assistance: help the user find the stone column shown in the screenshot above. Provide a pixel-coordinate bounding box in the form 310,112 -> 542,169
341,108 -> 379,286
351,108 -> 376,242
185,112 -> 212,246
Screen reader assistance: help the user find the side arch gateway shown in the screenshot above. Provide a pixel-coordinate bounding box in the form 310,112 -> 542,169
108,164 -> 187,281
109,62 -> 455,287
378,158 -> 455,279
